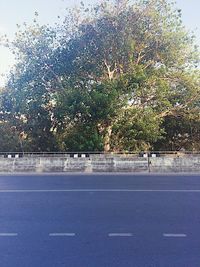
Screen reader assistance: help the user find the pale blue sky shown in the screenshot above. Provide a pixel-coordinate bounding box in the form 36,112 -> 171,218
0,0 -> 199,85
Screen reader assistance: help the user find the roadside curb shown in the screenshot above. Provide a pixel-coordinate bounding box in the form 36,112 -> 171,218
0,172 -> 200,176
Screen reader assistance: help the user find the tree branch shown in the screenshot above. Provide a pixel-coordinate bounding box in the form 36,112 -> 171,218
104,60 -> 117,80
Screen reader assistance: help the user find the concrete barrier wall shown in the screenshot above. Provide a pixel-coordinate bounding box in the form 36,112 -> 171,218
150,155 -> 200,173
0,154 -> 200,173
0,155 -> 149,173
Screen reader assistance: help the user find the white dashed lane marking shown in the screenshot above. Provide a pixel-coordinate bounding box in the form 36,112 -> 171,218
0,233 -> 18,237
0,232 -> 189,238
49,233 -> 76,237
108,233 -> 133,237
163,233 -> 187,238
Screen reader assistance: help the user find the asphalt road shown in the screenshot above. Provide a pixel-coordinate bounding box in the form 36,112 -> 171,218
0,174 -> 200,267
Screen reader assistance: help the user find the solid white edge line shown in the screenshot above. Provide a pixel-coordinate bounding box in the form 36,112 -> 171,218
49,233 -> 76,237
108,233 -> 133,237
0,189 -> 200,192
0,233 -> 18,236
163,233 -> 187,237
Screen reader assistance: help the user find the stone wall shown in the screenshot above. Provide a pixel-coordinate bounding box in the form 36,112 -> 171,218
150,154 -> 200,173
0,153 -> 200,173
0,154 -> 149,173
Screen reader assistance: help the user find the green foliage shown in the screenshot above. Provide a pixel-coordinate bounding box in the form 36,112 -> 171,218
0,122 -> 22,152
154,115 -> 200,151
57,124 -> 103,152
111,106 -> 164,151
0,0 -> 199,152
1,23 -> 59,151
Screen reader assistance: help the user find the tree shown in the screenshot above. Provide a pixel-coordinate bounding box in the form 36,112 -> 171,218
1,0 -> 199,152
1,21 -> 59,151
53,0 -> 199,151
0,87 -> 22,152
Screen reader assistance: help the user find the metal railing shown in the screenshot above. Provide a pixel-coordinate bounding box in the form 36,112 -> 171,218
0,151 -> 200,159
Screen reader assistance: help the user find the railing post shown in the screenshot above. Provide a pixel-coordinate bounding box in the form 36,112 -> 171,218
148,152 -> 151,173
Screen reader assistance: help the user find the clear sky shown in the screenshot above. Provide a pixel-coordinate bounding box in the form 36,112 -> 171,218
0,0 -> 199,85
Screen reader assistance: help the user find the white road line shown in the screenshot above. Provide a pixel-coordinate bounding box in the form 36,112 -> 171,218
0,233 -> 18,237
163,233 -> 187,238
108,233 -> 133,237
49,233 -> 76,237
0,189 -> 200,193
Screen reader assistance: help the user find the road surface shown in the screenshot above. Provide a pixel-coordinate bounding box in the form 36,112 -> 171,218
0,174 -> 200,267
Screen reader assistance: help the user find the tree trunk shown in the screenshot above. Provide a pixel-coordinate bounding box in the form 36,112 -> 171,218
104,60 -> 117,81
103,125 -> 112,152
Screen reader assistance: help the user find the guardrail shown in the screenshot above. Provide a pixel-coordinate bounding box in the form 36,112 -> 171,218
0,151 -> 200,158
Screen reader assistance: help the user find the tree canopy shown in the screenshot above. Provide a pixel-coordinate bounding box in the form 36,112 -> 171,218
0,0 -> 199,152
